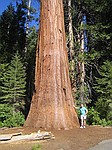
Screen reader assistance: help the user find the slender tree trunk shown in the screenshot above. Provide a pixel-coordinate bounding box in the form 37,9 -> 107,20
68,0 -> 74,59
67,0 -> 76,100
24,0 -> 79,130
79,21 -> 85,103
25,0 -> 32,54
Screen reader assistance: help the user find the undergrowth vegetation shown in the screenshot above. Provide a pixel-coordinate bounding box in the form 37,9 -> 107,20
0,104 -> 25,127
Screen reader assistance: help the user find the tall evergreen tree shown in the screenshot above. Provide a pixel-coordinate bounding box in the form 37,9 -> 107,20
1,52 -> 26,112
0,3 -> 26,63
93,61 -> 112,121
82,0 -> 112,105
64,0 -> 90,103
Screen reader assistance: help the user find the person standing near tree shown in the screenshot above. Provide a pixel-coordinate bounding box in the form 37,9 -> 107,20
80,103 -> 88,128
73,103 -> 88,128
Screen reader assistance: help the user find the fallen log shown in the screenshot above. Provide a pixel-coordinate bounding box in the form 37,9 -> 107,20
0,132 -> 22,141
0,130 -> 55,143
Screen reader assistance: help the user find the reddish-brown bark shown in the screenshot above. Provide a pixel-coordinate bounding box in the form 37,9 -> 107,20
24,0 -> 79,129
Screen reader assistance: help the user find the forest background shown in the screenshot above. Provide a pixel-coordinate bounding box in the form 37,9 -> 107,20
0,0 -> 112,128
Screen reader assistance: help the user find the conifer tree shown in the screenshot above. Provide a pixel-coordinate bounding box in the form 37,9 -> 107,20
0,3 -> 26,63
1,52 -> 26,112
0,64 -> 9,98
93,61 -> 112,120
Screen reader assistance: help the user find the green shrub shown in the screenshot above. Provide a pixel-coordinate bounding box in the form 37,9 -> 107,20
0,104 -> 25,127
87,107 -> 100,125
87,107 -> 112,127
0,104 -> 12,122
106,120 -> 112,126
32,144 -> 42,150
95,98 -> 110,120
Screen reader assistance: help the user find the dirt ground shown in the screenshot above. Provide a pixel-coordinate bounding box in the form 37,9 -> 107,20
0,126 -> 112,150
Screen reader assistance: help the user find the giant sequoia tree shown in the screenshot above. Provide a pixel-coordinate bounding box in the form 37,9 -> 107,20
24,0 -> 79,129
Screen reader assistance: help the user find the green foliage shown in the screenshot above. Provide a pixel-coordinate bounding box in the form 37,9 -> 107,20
0,1 -> 38,117
0,52 -> 26,111
0,104 -> 25,127
94,61 -> 112,96
95,98 -> 111,120
87,61 -> 112,126
93,61 -> 112,121
87,107 -> 112,127
2,112 -> 25,128
75,84 -> 91,104
32,144 -> 42,150
25,27 -> 37,109
87,107 -> 101,125
0,63 -> 9,95
0,3 -> 26,63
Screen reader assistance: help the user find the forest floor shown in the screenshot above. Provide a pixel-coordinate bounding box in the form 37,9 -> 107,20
0,126 -> 112,150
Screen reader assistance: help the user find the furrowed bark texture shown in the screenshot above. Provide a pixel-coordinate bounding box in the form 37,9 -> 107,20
24,0 -> 79,129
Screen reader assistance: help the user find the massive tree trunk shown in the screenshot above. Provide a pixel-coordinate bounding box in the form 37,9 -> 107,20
24,0 -> 79,129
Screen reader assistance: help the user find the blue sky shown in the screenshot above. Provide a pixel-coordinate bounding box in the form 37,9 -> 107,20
0,0 -> 40,15
0,0 -> 40,28
0,0 -> 15,15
